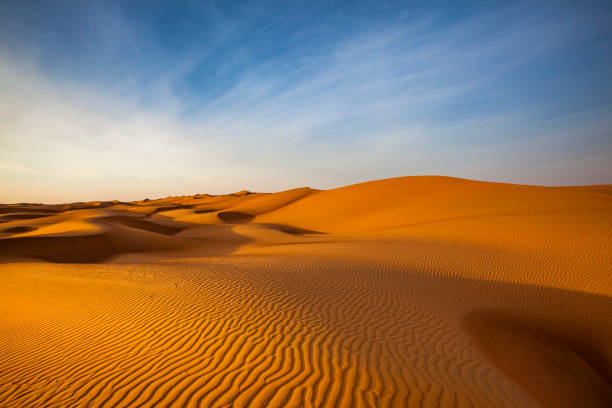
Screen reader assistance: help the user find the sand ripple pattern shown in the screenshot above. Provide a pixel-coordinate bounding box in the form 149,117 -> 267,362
1,177 -> 611,407
5,251 -> 608,408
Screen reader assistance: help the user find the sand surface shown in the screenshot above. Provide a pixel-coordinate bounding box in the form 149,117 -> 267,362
0,176 -> 611,407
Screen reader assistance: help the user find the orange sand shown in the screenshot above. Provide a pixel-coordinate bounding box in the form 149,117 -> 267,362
0,176 -> 610,407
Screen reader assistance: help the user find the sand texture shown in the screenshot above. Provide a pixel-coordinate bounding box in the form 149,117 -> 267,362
0,176 -> 611,407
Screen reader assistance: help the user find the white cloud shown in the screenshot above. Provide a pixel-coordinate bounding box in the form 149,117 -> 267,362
1,4 -> 610,203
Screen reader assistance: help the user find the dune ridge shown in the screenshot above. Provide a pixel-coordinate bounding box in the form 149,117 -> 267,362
1,176 -> 611,407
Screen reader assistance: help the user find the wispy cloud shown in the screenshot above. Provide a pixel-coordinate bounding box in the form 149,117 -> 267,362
1,1 -> 611,202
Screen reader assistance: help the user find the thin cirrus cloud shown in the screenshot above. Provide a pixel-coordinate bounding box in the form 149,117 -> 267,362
0,1 -> 611,203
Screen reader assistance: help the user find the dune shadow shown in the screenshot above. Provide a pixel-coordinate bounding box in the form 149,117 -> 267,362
264,263 -> 612,406
0,234 -> 135,263
0,207 -> 61,215
463,308 -> 612,407
257,223 -> 325,235
217,211 -> 255,224
402,272 -> 612,408
0,216 -> 253,263
413,274 -> 612,391
0,213 -> 55,222
1,226 -> 37,234
60,202 -> 115,211
149,205 -> 194,215
97,216 -> 183,235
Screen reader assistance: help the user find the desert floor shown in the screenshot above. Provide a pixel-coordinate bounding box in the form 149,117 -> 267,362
1,176 -> 611,407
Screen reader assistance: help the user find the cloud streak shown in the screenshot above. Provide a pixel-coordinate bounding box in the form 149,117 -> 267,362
1,1 -> 611,202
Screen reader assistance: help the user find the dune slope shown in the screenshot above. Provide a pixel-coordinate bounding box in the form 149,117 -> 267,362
0,176 -> 611,407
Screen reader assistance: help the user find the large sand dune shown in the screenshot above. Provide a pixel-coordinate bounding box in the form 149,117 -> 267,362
1,176 -> 611,407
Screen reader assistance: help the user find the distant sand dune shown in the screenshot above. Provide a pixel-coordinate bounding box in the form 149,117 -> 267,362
1,225 -> 37,235
0,176 -> 610,407
0,213 -> 55,222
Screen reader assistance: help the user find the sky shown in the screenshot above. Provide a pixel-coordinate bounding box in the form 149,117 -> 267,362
1,0 -> 611,203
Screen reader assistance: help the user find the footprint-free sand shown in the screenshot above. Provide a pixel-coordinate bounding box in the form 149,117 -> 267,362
1,176 -> 611,407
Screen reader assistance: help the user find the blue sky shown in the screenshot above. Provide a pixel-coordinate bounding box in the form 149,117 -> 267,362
1,0 -> 611,202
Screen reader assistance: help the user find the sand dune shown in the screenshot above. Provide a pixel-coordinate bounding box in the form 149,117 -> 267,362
0,176 -> 610,407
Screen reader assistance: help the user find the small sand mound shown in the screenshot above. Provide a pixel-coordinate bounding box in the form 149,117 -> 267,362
0,206 -> 61,214
231,190 -> 252,197
217,211 -> 255,224
463,310 -> 612,408
150,205 -> 194,215
0,213 -> 55,222
98,216 -> 184,235
0,225 -> 189,263
1,226 -> 37,234
0,234 -> 124,262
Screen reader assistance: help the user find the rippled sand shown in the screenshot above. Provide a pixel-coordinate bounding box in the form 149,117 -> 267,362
1,176 -> 611,407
